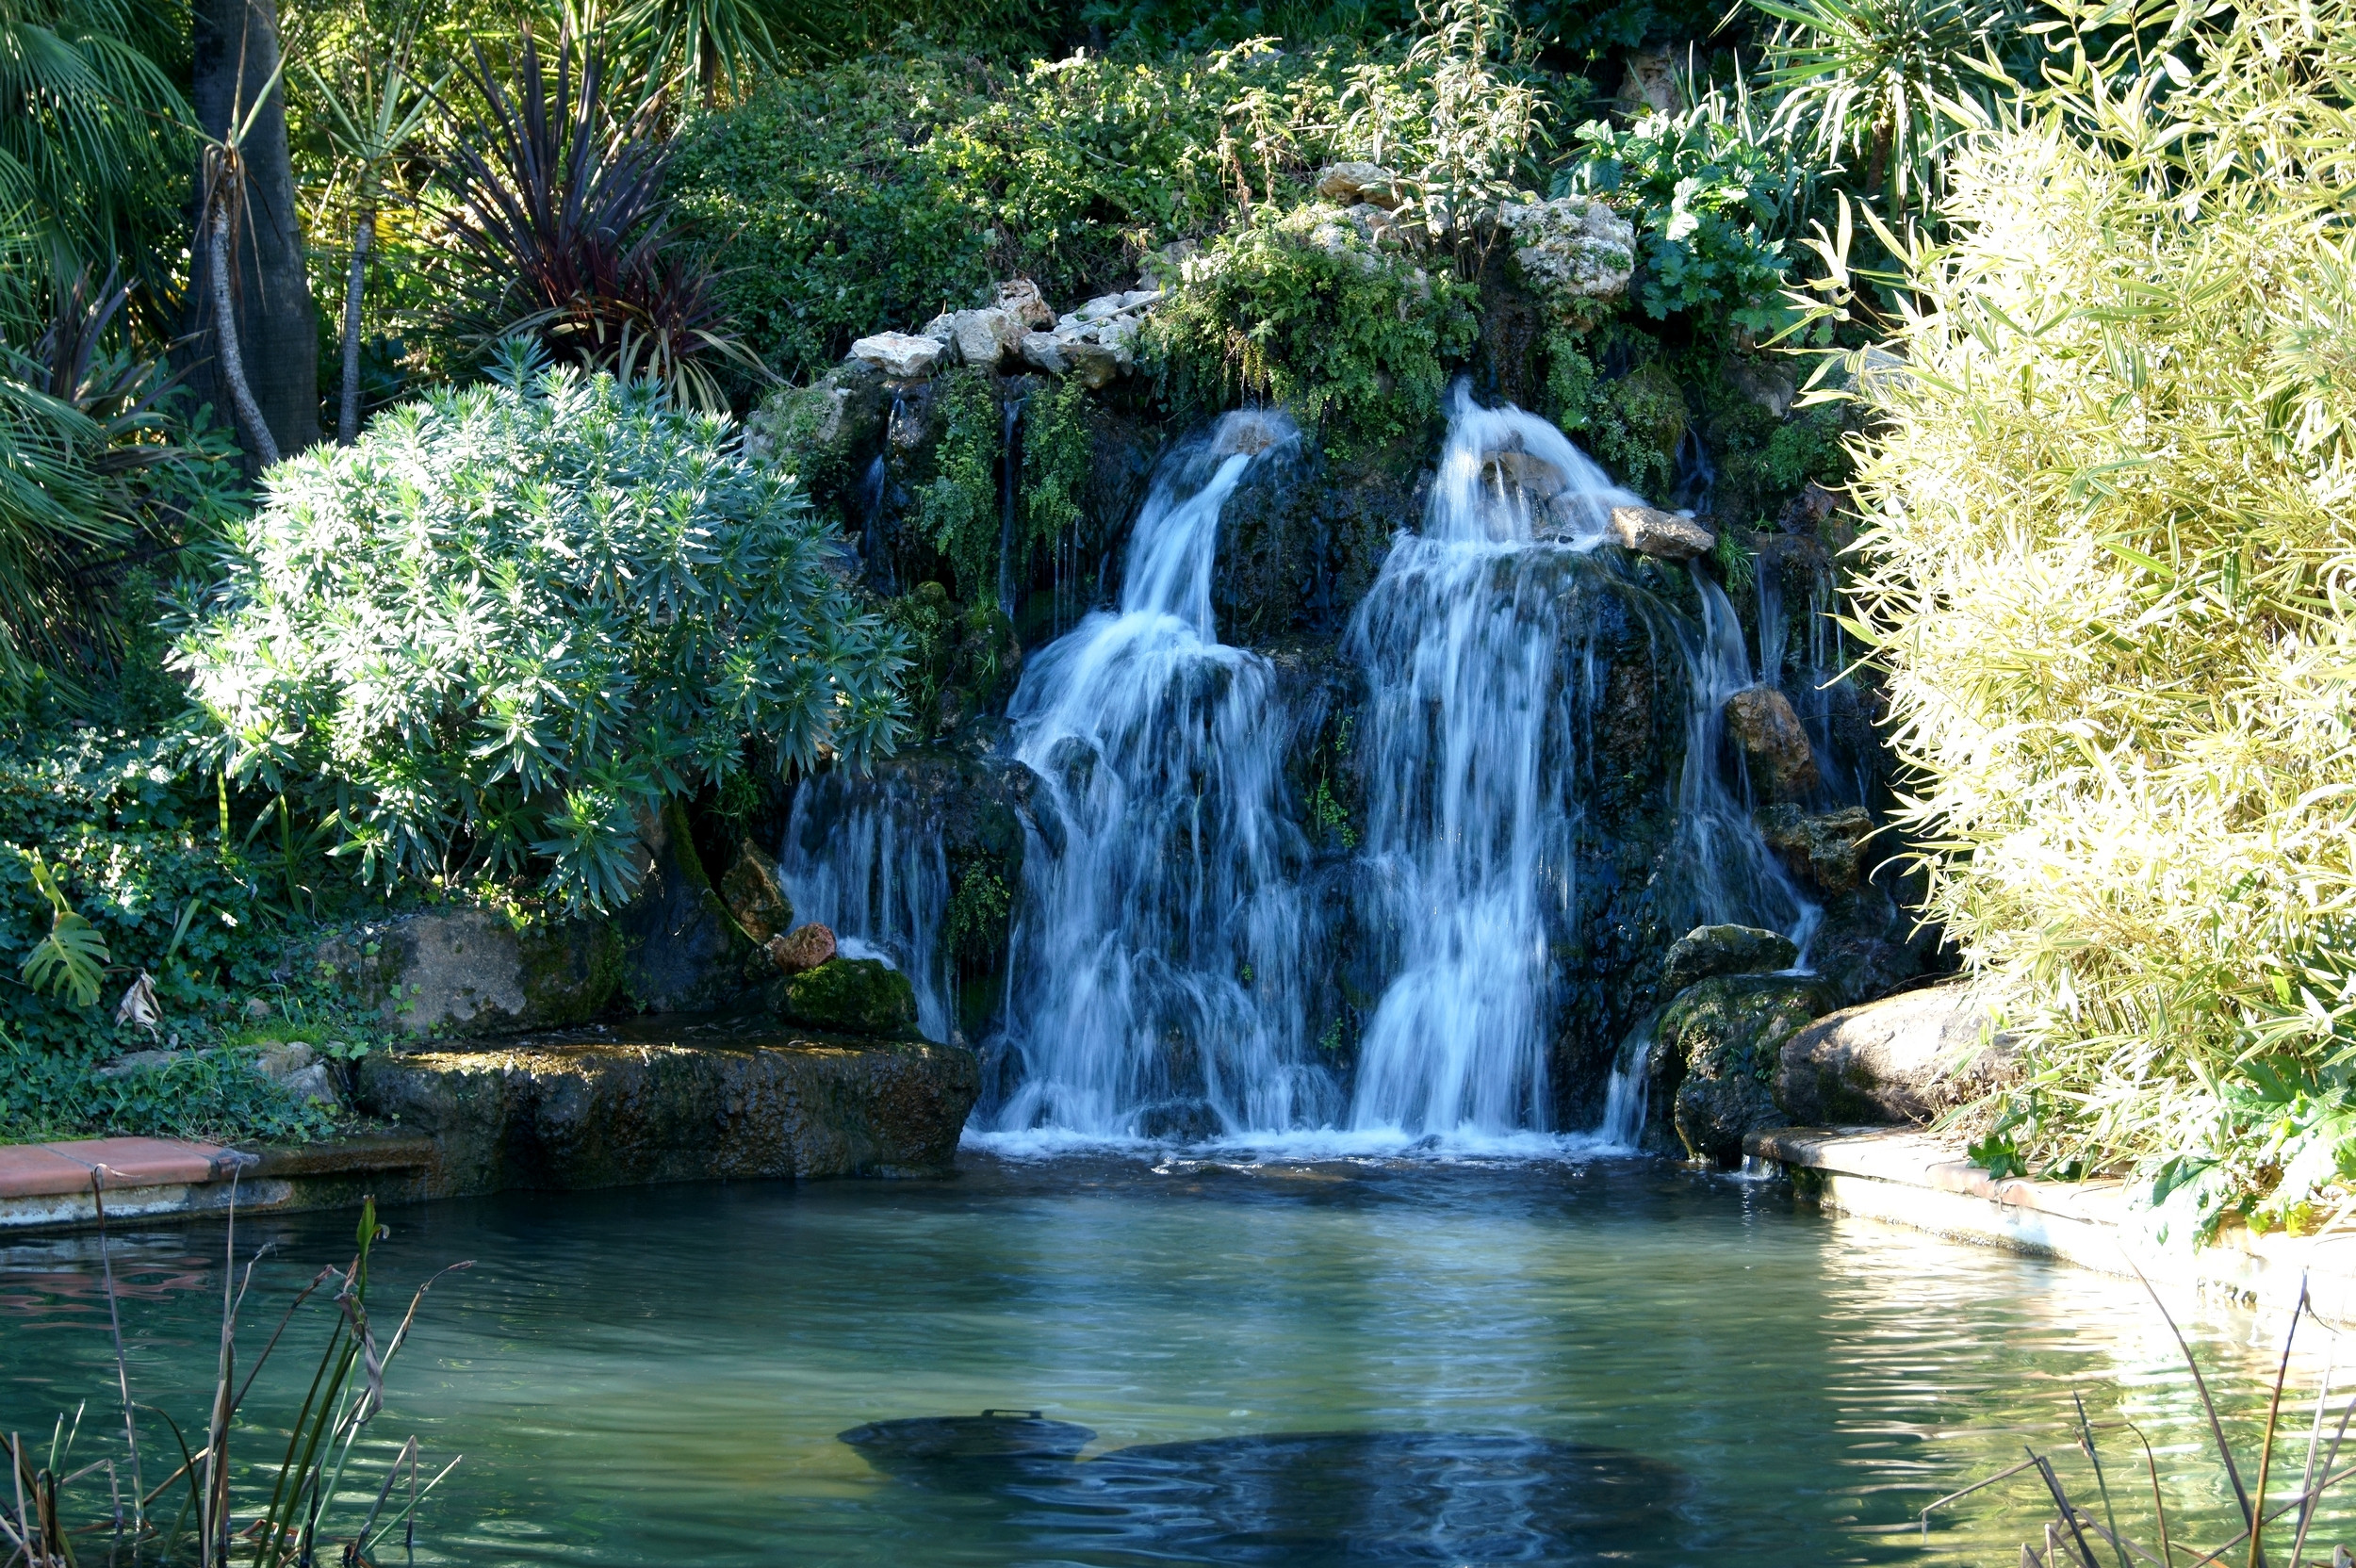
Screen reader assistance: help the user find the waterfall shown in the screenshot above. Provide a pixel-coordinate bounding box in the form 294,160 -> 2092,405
778,773 -> 955,1043
979,411 -> 1341,1140
996,395 -> 1024,620
1343,382 -> 1817,1143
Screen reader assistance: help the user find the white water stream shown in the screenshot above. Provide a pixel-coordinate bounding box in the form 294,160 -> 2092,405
979,412 -> 1340,1139
778,774 -> 955,1043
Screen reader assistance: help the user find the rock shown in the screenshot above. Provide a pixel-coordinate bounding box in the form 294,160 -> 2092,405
97,1049 -> 186,1080
1779,480 -> 1845,535
316,907 -> 627,1037
1755,804 -> 1874,891
254,1041 -> 315,1080
719,841 -> 793,942
995,278 -> 1055,331
1724,356 -> 1796,418
1661,923 -> 1799,994
768,956 -> 920,1038
1609,504 -> 1714,560
1316,161 -> 1400,207
1723,686 -> 1820,799
1497,197 -> 1636,303
282,1063 -> 341,1111
1777,982 -> 2012,1125
1653,974 -> 1840,1165
615,799 -> 758,1013
944,307 -> 1023,368
1021,328 -> 1128,388
765,922 -> 838,974
847,332 -> 945,378
352,1024 -> 981,1185
1616,47 -> 1677,116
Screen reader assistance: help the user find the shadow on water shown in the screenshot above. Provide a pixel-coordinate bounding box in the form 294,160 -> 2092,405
840,1411 -> 1680,1565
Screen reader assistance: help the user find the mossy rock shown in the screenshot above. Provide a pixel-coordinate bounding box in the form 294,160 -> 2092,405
1651,973 -> 1838,1166
767,957 -> 922,1039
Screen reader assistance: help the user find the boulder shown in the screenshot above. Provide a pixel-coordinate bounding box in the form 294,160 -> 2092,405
1661,923 -> 1798,994
1021,328 -> 1129,388
768,956 -> 921,1038
847,333 -> 945,378
719,841 -> 793,942
1755,804 -> 1874,892
943,307 -> 1023,368
1776,982 -> 2011,1126
995,278 -> 1055,331
765,922 -> 838,975
1497,197 -> 1636,303
316,907 -> 626,1037
1609,504 -> 1714,561
1723,686 -> 1820,799
1316,160 -> 1400,207
1652,974 -> 1839,1165
352,1024 -> 980,1186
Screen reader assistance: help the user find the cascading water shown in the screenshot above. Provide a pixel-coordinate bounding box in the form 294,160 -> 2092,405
1344,382 -> 1818,1144
778,773 -> 955,1042
980,411 -> 1340,1140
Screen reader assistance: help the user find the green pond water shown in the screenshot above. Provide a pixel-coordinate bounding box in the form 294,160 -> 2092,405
0,1151 -> 2343,1566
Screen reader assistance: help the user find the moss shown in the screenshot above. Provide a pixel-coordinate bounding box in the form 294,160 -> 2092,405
769,956 -> 922,1038
517,919 -> 627,1027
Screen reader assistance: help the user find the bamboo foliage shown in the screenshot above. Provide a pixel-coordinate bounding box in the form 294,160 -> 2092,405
1825,0 -> 2356,1219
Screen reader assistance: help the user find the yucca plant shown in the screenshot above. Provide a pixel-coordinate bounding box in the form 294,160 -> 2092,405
1752,0 -> 2015,219
436,27 -> 756,413
1798,0 -> 2356,1224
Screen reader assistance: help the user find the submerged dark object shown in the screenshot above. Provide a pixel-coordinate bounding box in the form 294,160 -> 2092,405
840,1413 -> 1677,1564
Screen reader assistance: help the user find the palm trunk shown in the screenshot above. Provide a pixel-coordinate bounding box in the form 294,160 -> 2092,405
336,206 -> 374,445
209,199 -> 281,468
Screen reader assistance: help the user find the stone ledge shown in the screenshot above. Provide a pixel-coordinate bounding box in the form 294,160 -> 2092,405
1747,1125 -> 2356,1317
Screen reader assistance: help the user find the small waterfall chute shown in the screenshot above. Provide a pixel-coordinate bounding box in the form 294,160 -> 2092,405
779,773 -> 955,1042
978,410 -> 1341,1141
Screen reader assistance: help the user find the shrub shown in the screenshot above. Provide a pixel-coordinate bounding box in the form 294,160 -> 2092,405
1826,0 -> 2356,1226
1148,203 -> 1479,453
173,354 -> 908,916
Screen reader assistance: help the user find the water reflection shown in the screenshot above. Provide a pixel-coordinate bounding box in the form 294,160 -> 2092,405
843,1413 -> 1678,1565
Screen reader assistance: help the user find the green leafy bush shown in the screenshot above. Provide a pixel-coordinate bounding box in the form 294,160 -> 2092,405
916,368 -> 1002,603
1148,204 -> 1479,453
1826,0 -> 2356,1224
1561,97 -> 1801,333
174,355 -> 908,916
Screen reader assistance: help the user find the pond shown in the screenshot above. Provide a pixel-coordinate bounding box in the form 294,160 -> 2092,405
0,1148 -> 2336,1567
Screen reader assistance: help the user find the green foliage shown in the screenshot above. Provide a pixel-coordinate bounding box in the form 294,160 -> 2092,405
946,864 -> 1010,963
1020,375 -> 1094,557
1561,94 -> 1802,332
1546,339 -> 1686,500
1149,204 -> 1478,454
1825,0 -> 2356,1216
174,360 -> 908,916
18,850 -> 106,1006
917,368 -> 1001,603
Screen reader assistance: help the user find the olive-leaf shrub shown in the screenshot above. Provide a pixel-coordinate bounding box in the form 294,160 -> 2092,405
174,359 -> 908,915
1822,0 -> 2356,1226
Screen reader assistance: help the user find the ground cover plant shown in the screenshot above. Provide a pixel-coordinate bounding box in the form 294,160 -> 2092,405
1822,0 -> 2356,1228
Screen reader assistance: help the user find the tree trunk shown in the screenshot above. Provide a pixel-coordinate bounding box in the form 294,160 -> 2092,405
208,200 -> 279,467
188,0 -> 317,468
336,206 -> 374,445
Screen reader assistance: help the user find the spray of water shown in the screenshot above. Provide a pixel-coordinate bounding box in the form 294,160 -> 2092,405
979,411 -> 1341,1139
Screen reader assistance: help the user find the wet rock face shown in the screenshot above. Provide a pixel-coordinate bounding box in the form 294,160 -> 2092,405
1651,974 -> 1840,1165
352,1023 -> 979,1187
720,841 -> 794,942
1722,685 -> 1821,800
1777,982 -> 2012,1125
1659,923 -> 1799,994
1609,504 -> 1714,561
619,800 -> 757,1013
1755,805 -> 1873,893
768,956 -> 922,1038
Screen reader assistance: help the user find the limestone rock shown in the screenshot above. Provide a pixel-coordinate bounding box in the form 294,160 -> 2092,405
1755,804 -> 1873,891
995,278 -> 1055,330
1723,686 -> 1820,799
316,907 -> 625,1037
768,956 -> 920,1038
941,307 -> 1023,368
97,1048 -> 186,1080
1661,923 -> 1799,994
1316,161 -> 1400,207
765,922 -> 838,975
847,332 -> 945,378
352,1025 -> 981,1185
1609,504 -> 1714,560
1777,982 -> 2012,1126
1497,197 -> 1636,303
719,841 -> 793,942
1652,974 -> 1839,1165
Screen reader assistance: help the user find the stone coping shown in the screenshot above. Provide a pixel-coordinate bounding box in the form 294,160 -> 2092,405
0,1136 -> 243,1199
1747,1125 -> 2356,1318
